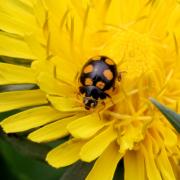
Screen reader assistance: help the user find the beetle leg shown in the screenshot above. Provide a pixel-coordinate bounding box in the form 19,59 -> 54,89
118,71 -> 127,81
118,72 -> 122,81
104,93 -> 115,105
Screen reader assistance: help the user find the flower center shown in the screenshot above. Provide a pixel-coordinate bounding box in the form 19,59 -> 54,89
99,30 -> 168,150
100,29 -> 164,79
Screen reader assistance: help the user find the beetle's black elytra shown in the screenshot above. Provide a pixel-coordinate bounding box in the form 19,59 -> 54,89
79,56 -> 118,110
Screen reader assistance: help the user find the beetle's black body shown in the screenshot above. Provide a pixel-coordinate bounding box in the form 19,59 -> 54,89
79,56 -> 118,110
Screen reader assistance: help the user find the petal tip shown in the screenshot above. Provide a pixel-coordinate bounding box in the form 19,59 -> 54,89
45,153 -> 61,169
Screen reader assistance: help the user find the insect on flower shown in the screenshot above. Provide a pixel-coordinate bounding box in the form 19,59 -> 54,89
79,56 -> 120,110
0,1 -> 180,179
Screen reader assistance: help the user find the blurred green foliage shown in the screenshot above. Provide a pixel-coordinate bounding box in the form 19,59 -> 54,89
0,133 -> 65,180
150,98 -> 180,132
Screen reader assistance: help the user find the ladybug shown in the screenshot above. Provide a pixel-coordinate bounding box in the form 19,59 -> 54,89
79,56 -> 118,110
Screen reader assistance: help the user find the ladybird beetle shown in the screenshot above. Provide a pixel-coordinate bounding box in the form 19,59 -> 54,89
79,56 -> 118,110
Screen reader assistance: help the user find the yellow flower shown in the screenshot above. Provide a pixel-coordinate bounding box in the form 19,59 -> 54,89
0,0 -> 180,179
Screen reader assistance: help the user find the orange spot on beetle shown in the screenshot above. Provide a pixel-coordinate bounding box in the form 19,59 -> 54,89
96,81 -> 105,89
85,78 -> 93,85
83,65 -> 93,73
105,58 -> 114,65
91,56 -> 101,61
103,69 -> 113,80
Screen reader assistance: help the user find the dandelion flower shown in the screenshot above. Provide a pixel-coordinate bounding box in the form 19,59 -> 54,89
0,0 -> 180,179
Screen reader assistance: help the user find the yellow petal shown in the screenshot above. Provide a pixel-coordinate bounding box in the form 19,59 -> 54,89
31,59 -> 54,74
156,148 -> 176,180
105,0 -> 144,26
141,136 -> 162,180
46,16 -> 72,60
24,34 -> 46,60
118,123 -> 144,154
43,0 -> 69,18
0,11 -> 33,36
68,113 -> 106,139
0,89 -> 47,112
0,63 -> 35,85
86,142 -> 122,180
51,56 -> 79,85
19,0 -> 33,7
32,0 -> 46,28
28,114 -> 80,143
124,150 -> 145,180
80,126 -> 117,162
167,4 -> 180,36
38,72 -> 75,96
43,1 -> 74,60
48,95 -> 84,112
0,32 -> 36,59
46,139 -> 86,168
1,106 -> 71,133
147,0 -> 177,37
0,0 -> 39,35
169,156 -> 180,179
158,125 -> 177,147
